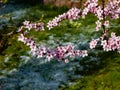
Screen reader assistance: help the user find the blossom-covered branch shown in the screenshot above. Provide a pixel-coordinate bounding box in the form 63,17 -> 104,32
47,7 -> 81,30
18,21 -> 44,33
17,0 -> 120,62
18,33 -> 88,63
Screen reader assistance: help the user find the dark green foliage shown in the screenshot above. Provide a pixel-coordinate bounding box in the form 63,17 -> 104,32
61,52 -> 120,90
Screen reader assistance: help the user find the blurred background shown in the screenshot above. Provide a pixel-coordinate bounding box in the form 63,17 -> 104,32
0,0 -> 120,90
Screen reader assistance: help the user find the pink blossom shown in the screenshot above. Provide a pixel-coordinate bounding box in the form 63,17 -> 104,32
18,34 -> 88,61
65,59 -> 69,63
18,21 -> 44,32
89,38 -> 99,49
18,34 -> 27,44
96,20 -> 102,31
47,7 -> 81,30
104,20 -> 109,27
101,32 -> 120,53
23,20 -> 30,26
80,50 -> 88,57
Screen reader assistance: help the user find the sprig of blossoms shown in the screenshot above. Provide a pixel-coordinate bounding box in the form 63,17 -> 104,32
83,0 -> 103,19
18,34 -> 37,53
89,32 -> 120,54
95,20 -> 109,31
47,13 -> 66,30
95,20 -> 102,31
47,7 -> 81,30
18,33 -> 88,62
66,7 -> 81,20
18,20 -> 44,33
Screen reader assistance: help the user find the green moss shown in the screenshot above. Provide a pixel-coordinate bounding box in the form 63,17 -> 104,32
61,52 -> 120,90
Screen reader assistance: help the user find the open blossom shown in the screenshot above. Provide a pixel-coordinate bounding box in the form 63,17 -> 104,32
96,20 -> 102,31
23,20 -> 30,26
89,38 -> 99,49
18,26 -> 24,32
65,58 -> 69,63
104,20 -> 109,27
18,34 -> 27,44
111,32 -> 116,38
80,50 -> 88,57
101,40 -> 107,50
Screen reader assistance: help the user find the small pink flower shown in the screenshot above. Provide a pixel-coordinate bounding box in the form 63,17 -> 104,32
96,20 -> 101,31
23,20 -> 30,26
104,20 -> 109,27
65,59 -> 69,63
90,38 -> 99,49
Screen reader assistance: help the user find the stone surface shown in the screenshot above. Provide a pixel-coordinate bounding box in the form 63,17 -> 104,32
43,0 -> 81,8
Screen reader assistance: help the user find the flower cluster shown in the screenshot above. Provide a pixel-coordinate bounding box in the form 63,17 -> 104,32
18,20 -> 44,33
95,20 -> 109,31
104,0 -> 120,19
47,7 -> 81,30
89,38 -> 99,49
82,0 -> 101,19
36,45 -> 88,62
83,0 -> 120,20
82,0 -> 120,31
101,32 -> 120,53
54,45 -> 88,60
66,7 -> 81,20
